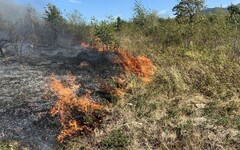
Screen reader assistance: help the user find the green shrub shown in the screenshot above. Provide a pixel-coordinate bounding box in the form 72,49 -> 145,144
91,17 -> 119,50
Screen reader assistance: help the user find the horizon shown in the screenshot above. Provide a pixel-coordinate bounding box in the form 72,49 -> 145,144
1,0 -> 240,21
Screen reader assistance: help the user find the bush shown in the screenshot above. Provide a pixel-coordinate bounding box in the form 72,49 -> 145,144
91,17 -> 119,50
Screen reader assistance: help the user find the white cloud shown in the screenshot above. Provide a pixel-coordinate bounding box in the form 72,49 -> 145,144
159,10 -> 167,15
158,10 -> 168,16
68,0 -> 82,4
157,10 -> 173,18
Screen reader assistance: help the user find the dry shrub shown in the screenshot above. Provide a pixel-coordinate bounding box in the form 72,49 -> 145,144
50,76 -> 106,143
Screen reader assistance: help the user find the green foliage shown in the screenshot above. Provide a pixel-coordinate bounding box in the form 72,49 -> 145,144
133,0 -> 148,27
173,0 -> 205,23
43,3 -> 65,42
91,16 -> 119,49
228,4 -> 240,26
116,16 -> 124,31
100,128 -> 131,149
132,1 -> 159,36
204,101 -> 239,127
43,3 -> 64,24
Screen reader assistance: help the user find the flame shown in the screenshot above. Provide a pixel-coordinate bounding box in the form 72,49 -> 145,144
79,36 -> 113,52
50,39 -> 155,143
80,41 -> 105,52
114,88 -> 125,96
98,78 -> 125,97
116,50 -> 155,83
79,41 -> 155,83
80,42 -> 89,47
50,76 -> 104,143
114,77 -> 126,86
113,77 -> 126,96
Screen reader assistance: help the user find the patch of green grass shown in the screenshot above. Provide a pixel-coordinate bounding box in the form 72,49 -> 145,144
204,101 -> 239,127
99,128 -> 131,150
235,116 -> 240,129
203,102 -> 217,117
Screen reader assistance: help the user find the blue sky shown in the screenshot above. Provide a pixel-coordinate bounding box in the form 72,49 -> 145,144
12,0 -> 240,21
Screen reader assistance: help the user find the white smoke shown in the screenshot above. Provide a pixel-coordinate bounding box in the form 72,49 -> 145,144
0,0 -> 28,21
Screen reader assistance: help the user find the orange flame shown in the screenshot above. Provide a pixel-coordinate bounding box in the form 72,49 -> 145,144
113,77 -> 126,96
80,42 -> 89,47
98,78 -> 125,97
79,36 -> 114,52
116,50 -> 155,83
80,41 -> 105,52
50,76 -> 104,143
79,41 -> 155,83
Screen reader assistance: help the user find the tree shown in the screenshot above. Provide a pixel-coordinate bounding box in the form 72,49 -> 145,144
132,1 -> 160,36
133,0 -> 148,27
91,16 -> 119,51
66,10 -> 89,41
43,3 -> 65,46
24,6 -> 39,46
172,0 -> 205,23
228,4 -> 240,26
66,9 -> 85,26
227,4 -> 240,51
116,17 -> 123,31
44,3 -> 64,24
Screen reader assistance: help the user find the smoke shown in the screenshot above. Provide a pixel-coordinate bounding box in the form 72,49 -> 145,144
0,0 -> 28,21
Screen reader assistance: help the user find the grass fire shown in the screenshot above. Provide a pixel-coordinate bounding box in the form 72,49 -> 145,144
0,0 -> 240,150
50,76 -> 105,143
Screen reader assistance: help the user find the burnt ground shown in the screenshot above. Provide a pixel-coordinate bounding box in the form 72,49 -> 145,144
0,45 -> 121,150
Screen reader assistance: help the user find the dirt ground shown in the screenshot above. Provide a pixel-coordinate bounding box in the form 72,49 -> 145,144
0,45 -> 119,149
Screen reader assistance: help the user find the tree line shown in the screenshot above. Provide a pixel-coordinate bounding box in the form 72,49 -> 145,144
1,0 -> 240,57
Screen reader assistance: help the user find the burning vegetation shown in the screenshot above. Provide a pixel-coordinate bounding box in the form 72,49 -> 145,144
79,42 -> 155,83
116,50 -> 155,83
48,46 -> 155,143
50,76 -> 106,143
79,38 -> 111,52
